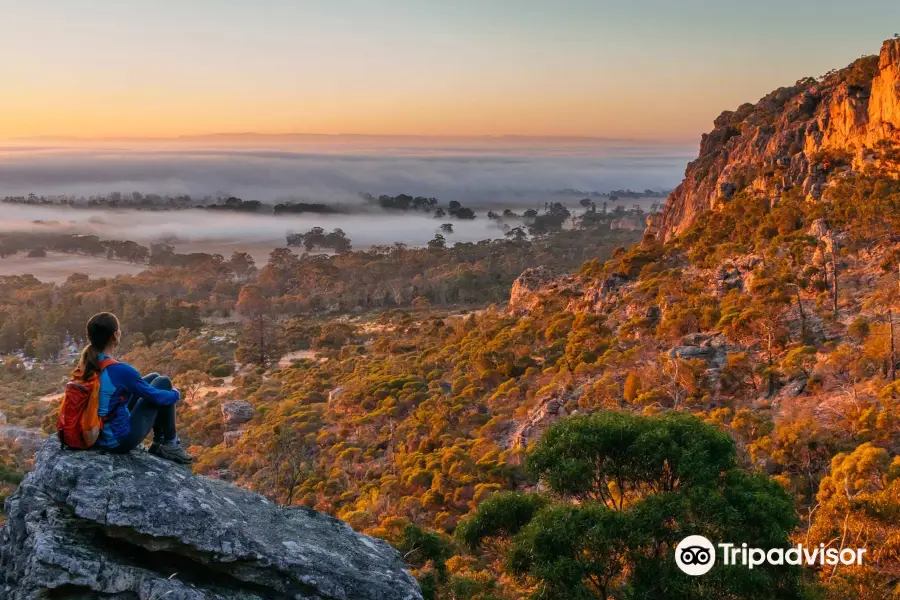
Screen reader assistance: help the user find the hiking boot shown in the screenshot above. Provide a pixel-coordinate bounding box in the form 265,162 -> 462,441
149,441 -> 194,464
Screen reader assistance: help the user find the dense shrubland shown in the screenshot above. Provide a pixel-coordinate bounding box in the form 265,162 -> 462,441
181,141 -> 900,598
3,143 -> 900,598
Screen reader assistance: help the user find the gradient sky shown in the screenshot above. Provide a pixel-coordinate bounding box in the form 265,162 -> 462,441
1,0 -> 898,140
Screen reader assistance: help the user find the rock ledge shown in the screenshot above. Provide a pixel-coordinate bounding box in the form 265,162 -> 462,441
0,441 -> 421,600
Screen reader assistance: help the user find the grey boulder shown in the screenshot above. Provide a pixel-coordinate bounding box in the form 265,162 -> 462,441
221,401 -> 255,430
0,425 -> 43,454
0,441 -> 421,600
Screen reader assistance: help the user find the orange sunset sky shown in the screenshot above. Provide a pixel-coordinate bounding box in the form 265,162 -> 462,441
2,0 -> 899,141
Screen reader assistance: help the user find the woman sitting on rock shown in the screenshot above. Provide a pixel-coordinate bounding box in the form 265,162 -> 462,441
76,312 -> 193,464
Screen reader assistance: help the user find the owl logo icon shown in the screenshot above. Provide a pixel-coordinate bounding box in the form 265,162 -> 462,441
675,535 -> 716,576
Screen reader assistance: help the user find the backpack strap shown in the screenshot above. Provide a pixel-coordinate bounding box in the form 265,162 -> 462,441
97,358 -> 125,422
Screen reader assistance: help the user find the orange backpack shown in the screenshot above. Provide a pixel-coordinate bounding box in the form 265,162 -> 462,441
57,357 -> 119,449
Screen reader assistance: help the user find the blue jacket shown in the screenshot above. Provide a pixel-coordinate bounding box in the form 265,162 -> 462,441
94,355 -> 180,448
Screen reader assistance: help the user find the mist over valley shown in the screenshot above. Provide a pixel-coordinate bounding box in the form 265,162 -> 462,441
0,136 -> 689,204
0,137 -> 686,279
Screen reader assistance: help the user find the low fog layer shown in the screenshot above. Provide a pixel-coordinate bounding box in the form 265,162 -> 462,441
0,138 -> 693,204
2,204 -> 513,252
0,138 -> 686,259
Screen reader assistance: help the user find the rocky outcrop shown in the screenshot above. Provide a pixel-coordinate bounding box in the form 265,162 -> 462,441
808,218 -> 831,239
599,273 -> 630,295
0,424 -> 43,455
328,387 -> 344,404
869,39 -> 900,142
609,214 -> 646,231
669,334 -> 729,369
221,401 -> 254,430
220,401 -> 255,446
0,442 -> 421,600
669,333 -> 734,400
223,430 -> 246,447
508,266 -> 560,313
651,38 -> 900,242
778,376 -> 808,399
711,255 -> 763,296
511,390 -> 572,450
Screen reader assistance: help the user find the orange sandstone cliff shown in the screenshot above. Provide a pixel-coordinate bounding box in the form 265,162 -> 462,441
649,38 -> 900,242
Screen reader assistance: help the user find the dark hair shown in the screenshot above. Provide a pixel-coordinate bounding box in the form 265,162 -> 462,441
79,312 -> 120,380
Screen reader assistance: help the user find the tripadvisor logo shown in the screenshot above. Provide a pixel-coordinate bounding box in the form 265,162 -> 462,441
675,535 -> 716,576
675,535 -> 866,576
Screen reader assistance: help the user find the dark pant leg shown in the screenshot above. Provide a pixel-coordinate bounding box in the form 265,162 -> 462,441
114,375 -> 177,452
128,373 -> 160,411
147,376 -> 176,443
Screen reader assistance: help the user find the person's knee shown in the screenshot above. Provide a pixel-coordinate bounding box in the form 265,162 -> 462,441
143,373 -> 160,385
151,375 -> 173,390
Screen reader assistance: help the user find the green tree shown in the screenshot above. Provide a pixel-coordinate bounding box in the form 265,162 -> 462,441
457,411 -> 803,600
395,524 -> 454,600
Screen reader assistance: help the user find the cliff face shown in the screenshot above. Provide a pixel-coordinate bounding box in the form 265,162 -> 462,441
650,38 -> 900,242
0,442 -> 421,600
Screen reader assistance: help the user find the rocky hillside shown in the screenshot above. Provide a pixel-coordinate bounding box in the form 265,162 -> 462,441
0,442 -> 421,600
649,37 -> 900,242
165,38 -> 900,599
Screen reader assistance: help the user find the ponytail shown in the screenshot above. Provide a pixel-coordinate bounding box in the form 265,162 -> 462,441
78,344 -> 102,381
76,312 -> 120,380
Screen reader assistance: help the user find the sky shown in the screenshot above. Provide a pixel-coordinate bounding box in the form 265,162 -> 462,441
1,0 -> 898,140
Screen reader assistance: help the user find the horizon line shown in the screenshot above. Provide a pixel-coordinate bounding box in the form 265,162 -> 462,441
5,132 -> 699,145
